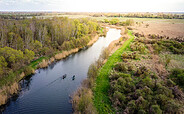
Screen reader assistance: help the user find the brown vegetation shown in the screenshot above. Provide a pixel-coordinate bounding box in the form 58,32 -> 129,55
132,22 -> 184,39
72,87 -> 96,114
38,59 -> 49,68
54,48 -> 79,60
0,82 -> 19,106
87,35 -> 99,47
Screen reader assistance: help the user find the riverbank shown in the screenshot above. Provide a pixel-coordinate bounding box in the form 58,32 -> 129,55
93,31 -> 134,113
0,27 -> 108,109
72,26 -> 134,113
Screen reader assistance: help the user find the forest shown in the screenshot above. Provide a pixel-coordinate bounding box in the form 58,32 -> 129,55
0,17 -> 100,82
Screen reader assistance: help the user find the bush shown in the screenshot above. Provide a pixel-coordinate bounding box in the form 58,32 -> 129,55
122,51 -> 140,60
24,66 -> 33,76
109,18 -> 120,25
150,105 -> 162,114
104,19 -> 109,23
100,47 -> 110,60
113,91 -> 126,101
130,42 -> 147,54
125,19 -> 134,26
170,68 -> 184,88
72,87 -> 96,114
153,43 -> 162,54
156,40 -> 184,54
114,62 -> 128,72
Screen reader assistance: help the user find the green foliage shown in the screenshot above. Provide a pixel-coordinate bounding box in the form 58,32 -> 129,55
0,56 -> 8,76
154,40 -> 184,54
32,40 -> 42,54
130,41 -> 147,54
104,19 -> 109,23
170,68 -> 184,88
109,18 -> 120,25
0,47 -> 24,69
24,49 -> 35,64
151,105 -> 162,114
24,66 -> 33,76
122,51 -> 140,60
110,64 -> 183,113
114,62 -> 128,72
125,19 -> 134,26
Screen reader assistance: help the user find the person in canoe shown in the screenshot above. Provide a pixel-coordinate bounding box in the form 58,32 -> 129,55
62,74 -> 67,79
72,75 -> 75,80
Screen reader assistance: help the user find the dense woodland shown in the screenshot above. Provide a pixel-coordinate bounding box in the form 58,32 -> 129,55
0,17 -> 100,79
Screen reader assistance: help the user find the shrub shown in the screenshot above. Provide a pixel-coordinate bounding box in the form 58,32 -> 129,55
114,62 -> 128,72
170,68 -> 184,88
153,43 -> 162,54
125,19 -> 134,26
113,91 -> 126,101
130,42 -> 147,54
104,19 -> 109,23
100,47 -> 110,60
150,105 -> 162,114
122,51 -> 140,60
124,27 -> 128,34
109,18 -> 120,25
72,87 -> 96,114
24,66 -> 34,76
165,100 -> 183,113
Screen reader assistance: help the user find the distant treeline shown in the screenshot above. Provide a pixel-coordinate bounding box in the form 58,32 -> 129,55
0,13 -> 43,20
103,18 -> 135,26
92,13 -> 184,19
0,17 -> 100,78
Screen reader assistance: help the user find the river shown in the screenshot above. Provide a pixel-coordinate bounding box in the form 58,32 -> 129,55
2,28 -> 121,114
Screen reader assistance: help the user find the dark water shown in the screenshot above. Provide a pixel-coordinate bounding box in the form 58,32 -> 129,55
2,28 -> 121,114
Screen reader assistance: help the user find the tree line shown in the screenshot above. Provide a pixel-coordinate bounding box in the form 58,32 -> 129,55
93,13 -> 184,19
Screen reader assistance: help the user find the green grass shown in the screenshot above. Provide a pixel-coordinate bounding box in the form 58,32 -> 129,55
29,56 -> 48,69
93,30 -> 135,113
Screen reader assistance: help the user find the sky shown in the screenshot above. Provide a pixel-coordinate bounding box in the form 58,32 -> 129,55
0,0 -> 184,12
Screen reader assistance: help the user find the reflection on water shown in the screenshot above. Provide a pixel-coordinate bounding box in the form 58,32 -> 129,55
2,28 -> 121,114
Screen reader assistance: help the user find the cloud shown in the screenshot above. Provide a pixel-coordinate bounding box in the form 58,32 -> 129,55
0,0 -> 183,12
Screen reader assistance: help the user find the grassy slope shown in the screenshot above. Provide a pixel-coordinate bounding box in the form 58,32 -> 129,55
93,30 -> 135,113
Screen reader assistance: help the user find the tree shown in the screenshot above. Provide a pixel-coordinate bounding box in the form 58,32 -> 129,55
24,49 -> 35,64
0,56 -> 8,76
16,36 -> 24,50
